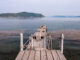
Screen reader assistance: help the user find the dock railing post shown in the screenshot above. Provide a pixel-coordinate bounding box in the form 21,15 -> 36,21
51,36 -> 52,50
44,37 -> 46,48
32,38 -> 34,49
20,33 -> 23,51
61,33 -> 64,53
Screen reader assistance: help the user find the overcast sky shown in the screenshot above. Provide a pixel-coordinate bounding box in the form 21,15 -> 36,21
0,0 -> 80,16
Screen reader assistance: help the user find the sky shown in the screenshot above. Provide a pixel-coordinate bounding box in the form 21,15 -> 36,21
0,0 -> 80,16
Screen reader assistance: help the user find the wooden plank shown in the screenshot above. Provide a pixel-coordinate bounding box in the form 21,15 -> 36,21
57,50 -> 66,60
41,50 -> 47,60
51,50 -> 60,60
15,51 -> 24,60
46,50 -> 53,60
22,50 -> 31,60
28,50 -> 35,60
35,50 -> 40,60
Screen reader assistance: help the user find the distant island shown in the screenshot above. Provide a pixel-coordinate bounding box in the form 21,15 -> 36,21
0,12 -> 44,18
52,16 -> 80,18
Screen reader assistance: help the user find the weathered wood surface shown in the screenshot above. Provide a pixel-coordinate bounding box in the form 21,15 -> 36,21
15,51 -> 24,60
15,50 -> 66,60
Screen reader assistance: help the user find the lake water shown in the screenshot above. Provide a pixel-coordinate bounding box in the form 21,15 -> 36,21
0,17 -> 80,31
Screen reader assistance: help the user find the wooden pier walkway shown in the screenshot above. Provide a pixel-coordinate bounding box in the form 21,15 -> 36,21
15,26 -> 67,60
16,49 -> 66,60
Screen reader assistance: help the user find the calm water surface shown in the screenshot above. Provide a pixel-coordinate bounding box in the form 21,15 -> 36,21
0,17 -> 80,31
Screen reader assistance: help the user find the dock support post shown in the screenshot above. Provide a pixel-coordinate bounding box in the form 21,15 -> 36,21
61,33 -> 64,53
20,33 -> 23,51
32,38 -> 34,49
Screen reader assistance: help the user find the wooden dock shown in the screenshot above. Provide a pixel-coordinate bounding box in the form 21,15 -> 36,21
16,49 -> 66,60
15,26 -> 67,60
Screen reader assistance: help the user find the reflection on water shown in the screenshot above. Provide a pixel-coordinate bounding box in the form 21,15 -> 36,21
0,17 -> 80,31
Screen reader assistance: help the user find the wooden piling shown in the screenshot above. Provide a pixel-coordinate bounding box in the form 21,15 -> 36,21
61,33 -> 64,53
20,33 -> 23,51
32,38 -> 34,49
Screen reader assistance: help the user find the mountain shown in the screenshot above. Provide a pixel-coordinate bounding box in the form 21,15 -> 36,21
52,16 -> 80,18
0,12 -> 44,18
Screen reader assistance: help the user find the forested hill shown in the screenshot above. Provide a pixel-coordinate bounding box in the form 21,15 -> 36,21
0,12 -> 44,18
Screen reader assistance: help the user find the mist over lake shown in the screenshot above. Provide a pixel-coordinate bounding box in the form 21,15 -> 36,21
0,17 -> 80,31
